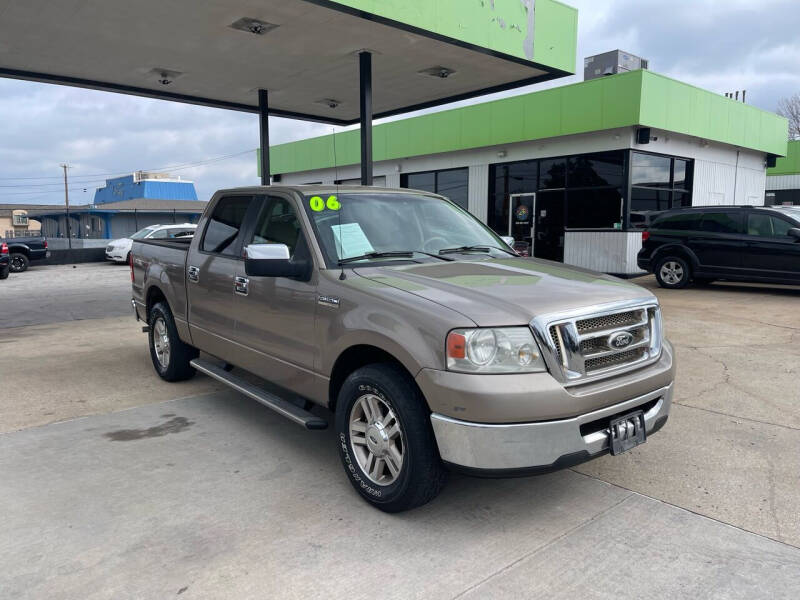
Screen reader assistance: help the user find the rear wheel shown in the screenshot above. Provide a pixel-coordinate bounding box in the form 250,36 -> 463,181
9,253 -> 29,273
335,363 -> 447,512
148,302 -> 198,381
655,256 -> 691,289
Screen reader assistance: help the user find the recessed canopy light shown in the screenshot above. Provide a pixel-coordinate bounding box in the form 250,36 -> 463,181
418,66 -> 456,79
147,68 -> 182,86
315,98 -> 341,109
230,17 -> 279,36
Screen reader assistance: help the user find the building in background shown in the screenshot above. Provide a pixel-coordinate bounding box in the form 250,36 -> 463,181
267,64 -> 788,275
31,171 -> 206,241
0,204 -> 43,238
766,140 -> 800,206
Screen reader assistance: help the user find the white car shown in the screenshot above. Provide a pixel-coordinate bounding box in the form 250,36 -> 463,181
105,223 -> 197,263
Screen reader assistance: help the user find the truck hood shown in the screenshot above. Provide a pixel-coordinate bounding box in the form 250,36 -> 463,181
353,257 -> 654,326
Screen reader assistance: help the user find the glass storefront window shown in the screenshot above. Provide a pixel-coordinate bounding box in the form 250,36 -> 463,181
631,153 -> 672,187
673,159 -> 689,189
630,188 -> 672,212
539,158 -> 566,189
568,152 -> 623,188
402,168 -> 468,210
566,188 -> 623,229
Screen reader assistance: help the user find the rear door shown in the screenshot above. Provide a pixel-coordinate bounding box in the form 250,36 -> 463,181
186,195 -> 256,361
743,212 -> 800,282
232,193 -> 319,384
688,211 -> 747,275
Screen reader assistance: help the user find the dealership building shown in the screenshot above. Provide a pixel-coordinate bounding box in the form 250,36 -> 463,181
766,140 -> 800,206
268,67 -> 788,274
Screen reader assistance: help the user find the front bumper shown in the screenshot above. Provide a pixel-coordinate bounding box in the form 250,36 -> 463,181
106,250 -> 127,262
431,382 -> 672,474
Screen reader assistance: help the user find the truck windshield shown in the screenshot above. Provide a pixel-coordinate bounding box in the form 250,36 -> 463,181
302,192 -> 512,267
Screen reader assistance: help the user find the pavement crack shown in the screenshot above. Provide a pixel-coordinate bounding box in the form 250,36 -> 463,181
672,402 -> 800,432
448,493 -> 634,600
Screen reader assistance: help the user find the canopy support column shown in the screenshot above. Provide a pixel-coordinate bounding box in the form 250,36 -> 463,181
359,52 -> 373,186
258,89 -> 270,186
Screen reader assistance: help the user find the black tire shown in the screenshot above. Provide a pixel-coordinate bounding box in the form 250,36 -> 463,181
654,255 -> 691,289
0,264 -> 9,280
335,363 -> 447,512
148,301 -> 198,382
9,253 -> 29,273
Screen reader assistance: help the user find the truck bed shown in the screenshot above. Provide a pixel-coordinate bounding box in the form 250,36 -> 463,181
131,237 -> 191,324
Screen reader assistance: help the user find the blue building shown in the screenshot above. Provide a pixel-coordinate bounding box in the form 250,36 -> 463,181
32,172 -> 206,240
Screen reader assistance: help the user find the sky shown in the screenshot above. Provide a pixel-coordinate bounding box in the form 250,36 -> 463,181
1,0 -> 799,206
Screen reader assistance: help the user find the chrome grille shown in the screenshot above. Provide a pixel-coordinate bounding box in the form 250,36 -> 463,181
532,301 -> 663,385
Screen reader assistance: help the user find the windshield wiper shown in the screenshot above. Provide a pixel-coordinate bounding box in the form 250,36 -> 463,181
338,250 -> 454,265
439,244 -> 514,256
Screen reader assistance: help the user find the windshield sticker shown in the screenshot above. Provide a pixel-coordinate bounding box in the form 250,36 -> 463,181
309,195 -> 341,212
330,223 -> 374,259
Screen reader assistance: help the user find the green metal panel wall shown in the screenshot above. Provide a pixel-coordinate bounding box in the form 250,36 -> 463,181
266,70 -> 788,176
768,140 -> 800,175
637,71 -> 788,157
328,0 -> 577,72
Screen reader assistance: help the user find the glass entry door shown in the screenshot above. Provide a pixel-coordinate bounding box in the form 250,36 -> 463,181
507,193 -> 535,256
534,191 -> 565,261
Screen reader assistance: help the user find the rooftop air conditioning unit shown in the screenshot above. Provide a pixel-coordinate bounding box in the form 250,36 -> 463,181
584,50 -> 649,81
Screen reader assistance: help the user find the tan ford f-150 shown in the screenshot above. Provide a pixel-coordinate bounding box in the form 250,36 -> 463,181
131,186 -> 675,512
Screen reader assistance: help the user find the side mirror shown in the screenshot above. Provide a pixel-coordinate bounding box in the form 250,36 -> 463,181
789,228 -> 800,241
500,236 -> 515,248
244,244 -> 309,279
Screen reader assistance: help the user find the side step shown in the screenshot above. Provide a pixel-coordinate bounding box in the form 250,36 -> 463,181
190,359 -> 327,430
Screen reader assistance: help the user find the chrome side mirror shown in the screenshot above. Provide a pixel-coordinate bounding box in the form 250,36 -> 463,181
244,243 -> 309,279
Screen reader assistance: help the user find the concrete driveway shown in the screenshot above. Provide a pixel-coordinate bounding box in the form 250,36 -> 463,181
1,264 -> 799,598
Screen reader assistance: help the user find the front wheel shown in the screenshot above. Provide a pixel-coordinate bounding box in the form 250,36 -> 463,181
148,302 -> 198,381
335,363 -> 447,512
9,253 -> 29,273
655,256 -> 691,289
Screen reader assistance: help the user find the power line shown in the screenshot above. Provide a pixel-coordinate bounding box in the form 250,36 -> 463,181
0,148 -> 257,182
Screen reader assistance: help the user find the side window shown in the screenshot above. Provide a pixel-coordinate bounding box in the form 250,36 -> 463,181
749,214 -> 794,238
699,212 -> 744,234
251,196 -> 305,258
168,228 -> 194,238
651,213 -> 701,231
202,196 -> 252,256
149,229 -> 168,239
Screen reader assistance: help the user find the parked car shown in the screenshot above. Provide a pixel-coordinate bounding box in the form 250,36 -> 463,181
638,206 -> 800,288
131,186 -> 675,512
0,234 -> 49,273
0,242 -> 10,279
105,223 -> 196,263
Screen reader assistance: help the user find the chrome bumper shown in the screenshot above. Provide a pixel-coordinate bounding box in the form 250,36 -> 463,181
430,383 -> 672,473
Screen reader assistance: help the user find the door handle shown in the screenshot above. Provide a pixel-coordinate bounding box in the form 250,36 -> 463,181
234,276 -> 249,296
187,265 -> 200,283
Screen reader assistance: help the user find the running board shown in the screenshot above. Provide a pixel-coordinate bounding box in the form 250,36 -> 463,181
190,358 -> 327,430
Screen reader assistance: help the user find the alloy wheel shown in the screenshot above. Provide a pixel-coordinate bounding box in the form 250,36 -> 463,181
349,393 -> 404,485
152,317 -> 171,368
659,261 -> 684,285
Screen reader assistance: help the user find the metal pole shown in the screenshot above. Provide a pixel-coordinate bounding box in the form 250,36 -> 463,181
258,89 -> 270,185
60,163 -> 72,249
359,51 -> 373,186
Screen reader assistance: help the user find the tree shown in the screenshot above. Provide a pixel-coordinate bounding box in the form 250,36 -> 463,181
777,93 -> 800,140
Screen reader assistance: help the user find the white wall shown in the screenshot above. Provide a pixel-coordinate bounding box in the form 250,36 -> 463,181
766,174 -> 800,191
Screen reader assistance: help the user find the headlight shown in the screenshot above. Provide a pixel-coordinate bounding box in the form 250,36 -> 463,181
446,327 -> 546,373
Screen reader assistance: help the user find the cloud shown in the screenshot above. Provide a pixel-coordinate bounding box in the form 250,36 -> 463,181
2,0 -> 798,205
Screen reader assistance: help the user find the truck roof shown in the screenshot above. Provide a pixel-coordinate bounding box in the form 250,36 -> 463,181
211,185 -> 440,198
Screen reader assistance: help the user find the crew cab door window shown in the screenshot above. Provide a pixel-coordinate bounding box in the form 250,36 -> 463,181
202,196 -> 252,256
251,196 -> 306,258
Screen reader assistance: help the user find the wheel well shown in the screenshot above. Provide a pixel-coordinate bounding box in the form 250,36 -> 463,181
145,286 -> 167,319
328,345 -> 411,411
9,246 -> 29,256
654,246 -> 695,270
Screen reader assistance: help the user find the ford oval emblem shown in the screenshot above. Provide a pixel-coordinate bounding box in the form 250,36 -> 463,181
608,331 -> 634,349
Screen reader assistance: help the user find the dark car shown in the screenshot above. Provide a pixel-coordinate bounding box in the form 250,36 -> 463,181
0,235 -> 49,273
0,242 -> 9,279
638,206 -> 800,289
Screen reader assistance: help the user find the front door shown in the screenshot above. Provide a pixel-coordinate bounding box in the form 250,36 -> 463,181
186,194 -> 255,362
533,191 -> 565,262
507,193 -> 535,256
232,194 -> 320,392
743,212 -> 800,282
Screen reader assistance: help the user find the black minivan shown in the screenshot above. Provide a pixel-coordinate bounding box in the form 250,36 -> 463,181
638,206 -> 800,288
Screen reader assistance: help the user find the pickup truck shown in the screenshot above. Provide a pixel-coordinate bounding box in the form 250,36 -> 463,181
132,186 -> 675,512
0,234 -> 49,273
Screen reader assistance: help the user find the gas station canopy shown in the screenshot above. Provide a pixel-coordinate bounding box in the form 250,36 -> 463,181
0,0 -> 577,124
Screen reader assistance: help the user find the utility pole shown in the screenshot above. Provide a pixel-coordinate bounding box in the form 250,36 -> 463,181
60,163 -> 72,249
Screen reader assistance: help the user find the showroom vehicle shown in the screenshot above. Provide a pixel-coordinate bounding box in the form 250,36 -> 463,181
131,186 -> 675,512
0,242 -> 10,279
105,223 -> 196,263
638,206 -> 800,288
0,234 -> 48,273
